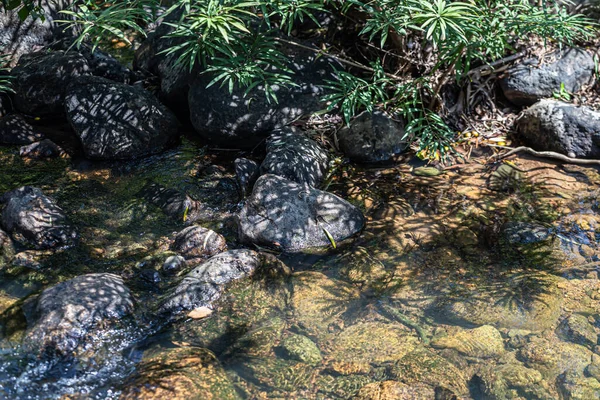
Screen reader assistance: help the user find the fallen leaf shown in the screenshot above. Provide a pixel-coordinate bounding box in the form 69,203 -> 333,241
187,306 -> 213,319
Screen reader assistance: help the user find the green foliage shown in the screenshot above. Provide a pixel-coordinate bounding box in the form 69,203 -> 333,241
0,55 -> 13,95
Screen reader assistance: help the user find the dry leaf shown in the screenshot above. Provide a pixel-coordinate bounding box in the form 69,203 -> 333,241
187,306 -> 213,319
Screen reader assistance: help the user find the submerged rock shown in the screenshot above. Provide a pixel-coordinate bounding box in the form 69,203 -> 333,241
517,100 -> 600,158
0,186 -> 77,249
488,164 -> 523,192
12,51 -> 91,118
162,254 -> 186,275
235,157 -> 260,197
19,139 -> 65,160
140,183 -> 198,221
279,333 -> 322,366
477,357 -> 551,399
558,369 -> 600,400
502,221 -> 550,245
160,249 -> 261,315
172,225 -> 227,259
431,325 -> 505,358
500,48 -> 594,106
557,314 -> 598,348
355,381 -> 436,400
0,114 -> 44,145
65,76 -> 179,160
338,110 -> 407,163
23,273 -> 134,356
518,336 -> 593,377
260,127 -> 329,187
237,174 -> 365,252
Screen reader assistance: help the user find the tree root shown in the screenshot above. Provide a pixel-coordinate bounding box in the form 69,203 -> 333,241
377,301 -> 430,345
492,145 -> 600,166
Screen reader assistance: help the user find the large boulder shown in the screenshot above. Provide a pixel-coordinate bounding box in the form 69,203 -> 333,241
0,114 -> 44,145
160,249 -> 261,315
260,127 -> 329,187
237,174 -> 365,252
338,110 -> 407,163
188,48 -> 338,147
23,273 -> 134,356
517,99 -> 600,158
0,186 -> 77,249
12,51 -> 91,117
65,76 -> 180,160
500,48 -> 594,106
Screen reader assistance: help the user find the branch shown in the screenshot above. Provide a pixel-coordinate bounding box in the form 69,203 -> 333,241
491,145 -> 600,165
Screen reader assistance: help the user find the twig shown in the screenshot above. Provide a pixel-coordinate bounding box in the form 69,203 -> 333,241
466,51 -> 527,78
491,145 -> 600,166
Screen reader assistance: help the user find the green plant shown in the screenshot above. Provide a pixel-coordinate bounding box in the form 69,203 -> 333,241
552,82 -> 571,102
0,55 -> 13,95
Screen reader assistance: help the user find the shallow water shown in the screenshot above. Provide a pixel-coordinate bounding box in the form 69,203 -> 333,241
1,139 -> 599,399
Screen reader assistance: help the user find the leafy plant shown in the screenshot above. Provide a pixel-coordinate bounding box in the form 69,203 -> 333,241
552,82 -> 571,102
0,54 -> 13,95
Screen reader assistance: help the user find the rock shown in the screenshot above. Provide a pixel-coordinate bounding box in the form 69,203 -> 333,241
558,314 -> 599,348
235,157 -> 260,197
120,346 -> 240,400
12,51 -> 91,118
260,127 -> 329,187
477,358 -> 551,400
279,333 -> 322,366
162,255 -> 186,275
517,100 -> 600,158
188,48 -> 338,147
0,186 -> 77,249
558,369 -> 600,400
140,183 -> 199,221
586,363 -> 600,381
431,325 -> 505,358
338,111 -> 407,163
502,221 -> 550,245
0,114 -> 44,145
518,336 -> 593,377
488,164 -> 522,192
237,174 -> 365,252
172,225 -> 227,259
19,139 -> 65,159
23,273 -> 134,356
500,48 -> 594,106
413,166 -> 443,177
160,249 -> 261,315
65,76 -> 180,160
355,381 -> 436,400
0,229 -> 14,269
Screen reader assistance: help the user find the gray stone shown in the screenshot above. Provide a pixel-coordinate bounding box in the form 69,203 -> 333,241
172,225 -> 227,259
0,114 -> 44,145
500,48 -> 594,106
19,139 -> 65,159
140,183 -> 200,222
0,229 -> 14,269
65,76 -> 179,160
237,174 -> 365,252
12,51 -> 91,118
558,314 -> 599,348
517,100 -> 600,158
503,221 -> 550,245
235,157 -> 260,197
260,127 -> 329,187
0,186 -> 76,249
338,110 -> 407,163
162,255 -> 185,275
23,273 -> 134,356
160,249 -> 261,314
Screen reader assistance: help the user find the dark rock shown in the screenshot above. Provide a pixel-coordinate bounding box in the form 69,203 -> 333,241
0,114 -> 44,145
65,76 -> 180,160
160,249 -> 261,315
162,255 -> 185,275
260,127 -> 329,187
172,225 -> 227,259
19,139 -> 65,159
488,163 -> 523,192
139,268 -> 161,284
0,186 -> 76,249
12,250 -> 45,270
0,229 -> 14,269
558,314 -> 598,348
502,221 -> 550,244
12,51 -> 91,118
500,48 -> 594,106
235,157 -> 260,197
517,100 -> 600,158
0,94 -> 12,119
188,48 -> 338,147
23,273 -> 134,356
140,182 -> 200,222
237,174 -> 365,252
338,110 -> 407,163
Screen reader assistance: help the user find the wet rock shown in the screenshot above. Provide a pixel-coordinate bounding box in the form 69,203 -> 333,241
355,381 -> 436,400
236,357 -> 315,393
162,255 -> 186,275
0,186 -> 77,249
188,48 -> 338,147
237,174 -> 365,252
12,250 -> 47,270
517,100 -> 600,158
500,48 -> 594,106
279,333 -> 322,366
502,221 -> 550,245
488,164 -> 522,192
260,127 -> 329,187
477,358 -> 551,400
23,273 -> 134,356
140,183 -> 199,222
558,314 -> 599,348
338,110 -> 407,163
120,346 -> 240,400
431,325 -> 505,358
139,269 -> 161,285
172,225 -> 227,259
0,229 -> 14,269
160,249 -> 261,315
518,336 -> 593,377
0,114 -> 44,145
235,157 -> 260,197
586,363 -> 600,381
19,139 -> 65,160
558,369 -> 600,400
12,51 -> 91,118
65,76 -> 179,160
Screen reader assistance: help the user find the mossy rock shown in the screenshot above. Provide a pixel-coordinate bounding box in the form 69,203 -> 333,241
234,357 -> 315,394
558,370 -> 600,400
488,164 -> 523,192
477,356 -> 553,399
279,332 -> 322,366
119,346 -> 240,400
518,336 -> 593,378
323,322 -> 419,375
431,325 -> 505,358
316,373 -> 377,399
354,381 -> 436,400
